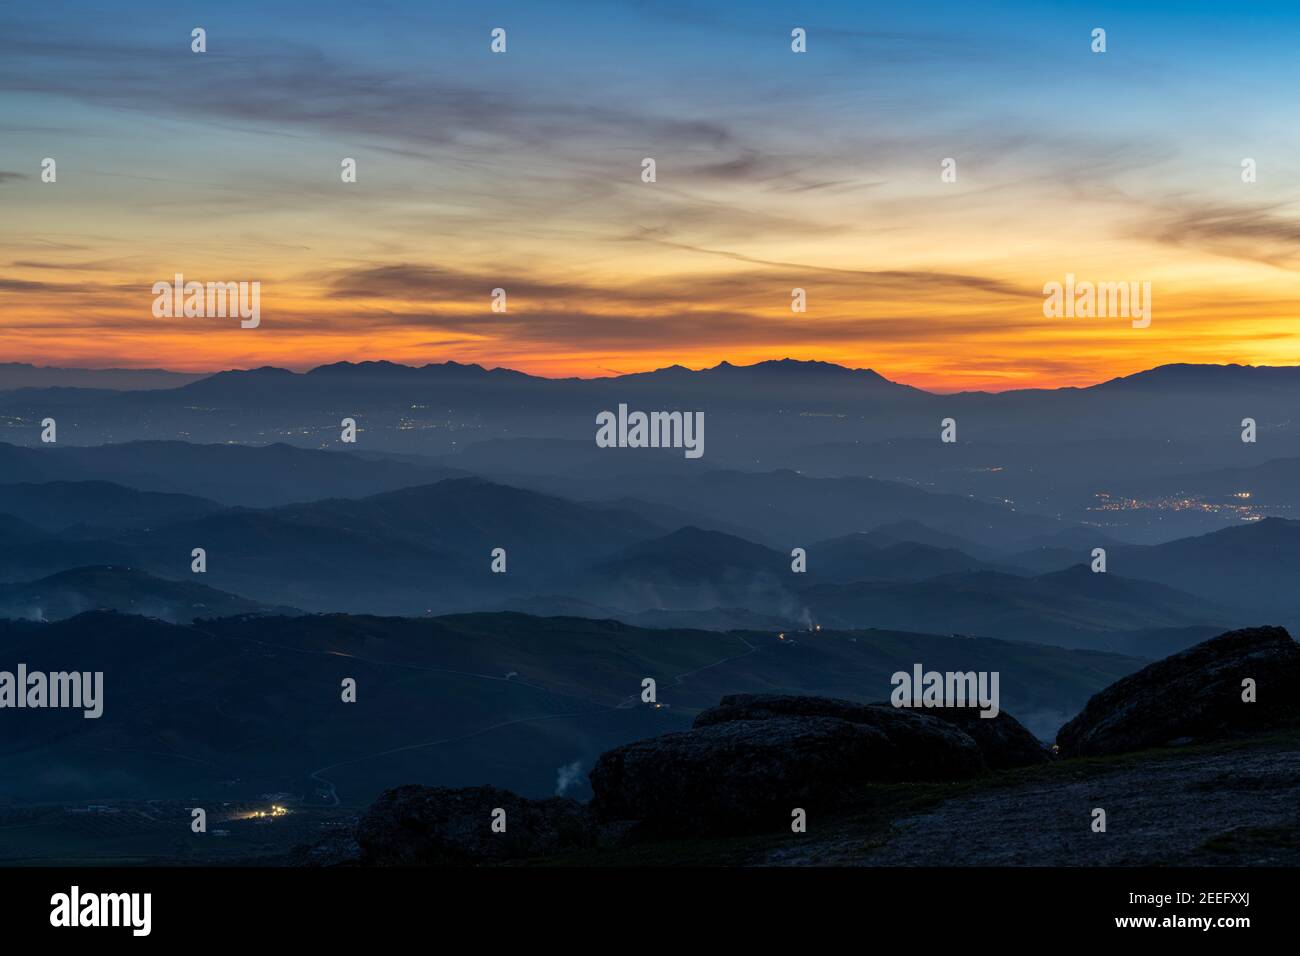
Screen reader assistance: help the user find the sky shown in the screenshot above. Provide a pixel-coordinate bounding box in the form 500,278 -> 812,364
1,0 -> 1298,391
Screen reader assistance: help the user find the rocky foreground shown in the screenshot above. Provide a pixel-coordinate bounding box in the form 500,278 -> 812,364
297,626 -> 1300,866
767,736 -> 1300,866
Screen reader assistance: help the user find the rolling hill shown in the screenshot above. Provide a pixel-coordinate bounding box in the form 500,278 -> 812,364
0,609 -> 1146,812
0,440 -> 468,507
798,564 -> 1236,651
0,565 -> 295,623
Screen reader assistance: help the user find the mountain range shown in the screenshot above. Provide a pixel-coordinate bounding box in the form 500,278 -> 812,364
3,358 -> 1299,869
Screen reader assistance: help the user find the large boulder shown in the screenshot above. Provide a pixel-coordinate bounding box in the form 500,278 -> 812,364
356,784 -> 595,865
591,701 -> 985,834
694,693 -> 885,727
921,706 -> 1052,769
696,693 -> 1049,770
1057,626 -> 1300,757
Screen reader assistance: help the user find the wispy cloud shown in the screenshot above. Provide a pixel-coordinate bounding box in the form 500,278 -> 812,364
1145,201 -> 1300,270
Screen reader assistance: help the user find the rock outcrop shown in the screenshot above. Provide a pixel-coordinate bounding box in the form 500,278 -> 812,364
591,695 -> 993,834
921,705 -> 1052,769
696,693 -> 1049,770
356,784 -> 595,865
1057,626 -> 1300,757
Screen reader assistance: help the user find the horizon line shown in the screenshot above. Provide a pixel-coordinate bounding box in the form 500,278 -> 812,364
4,357 -> 1298,396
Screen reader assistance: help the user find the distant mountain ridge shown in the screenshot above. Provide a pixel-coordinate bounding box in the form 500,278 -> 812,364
1091,363 -> 1300,392
5,359 -> 1300,463
0,440 -> 467,507
0,565 -> 294,623
12,357 -> 1300,395
0,362 -> 204,391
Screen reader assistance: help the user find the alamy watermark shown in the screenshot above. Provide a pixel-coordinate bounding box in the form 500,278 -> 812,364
0,665 -> 103,718
1043,273 -> 1150,329
152,273 -> 260,328
596,403 -> 704,459
890,663 -> 999,718
50,886 -> 150,936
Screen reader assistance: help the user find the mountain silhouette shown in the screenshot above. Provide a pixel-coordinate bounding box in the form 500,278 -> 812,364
0,565 -> 295,623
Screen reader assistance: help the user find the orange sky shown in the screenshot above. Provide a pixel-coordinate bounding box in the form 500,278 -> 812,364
3,242 -> 1297,392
